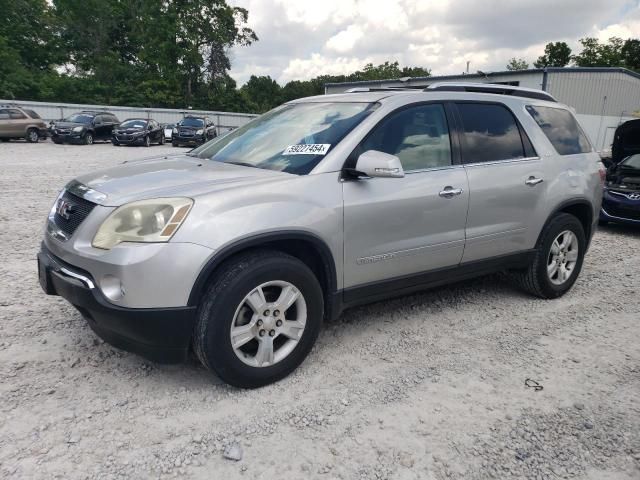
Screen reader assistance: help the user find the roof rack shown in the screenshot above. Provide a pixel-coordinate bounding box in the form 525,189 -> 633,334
424,82 -> 557,102
344,86 -> 424,93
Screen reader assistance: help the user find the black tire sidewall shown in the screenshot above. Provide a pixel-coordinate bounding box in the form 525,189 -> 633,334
198,254 -> 323,388
535,214 -> 586,298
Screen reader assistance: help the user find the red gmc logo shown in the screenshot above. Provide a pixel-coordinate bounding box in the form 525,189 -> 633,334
55,199 -> 75,220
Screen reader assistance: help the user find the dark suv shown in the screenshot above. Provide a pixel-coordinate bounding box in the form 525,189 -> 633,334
51,111 -> 120,145
172,116 -> 216,147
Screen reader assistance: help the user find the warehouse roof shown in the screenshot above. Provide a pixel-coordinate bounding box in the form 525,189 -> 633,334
325,67 -> 640,88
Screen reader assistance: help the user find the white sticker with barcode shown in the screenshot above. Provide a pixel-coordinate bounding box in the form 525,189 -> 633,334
283,144 -> 331,155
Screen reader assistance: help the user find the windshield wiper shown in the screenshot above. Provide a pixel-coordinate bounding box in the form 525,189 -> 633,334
225,161 -> 259,169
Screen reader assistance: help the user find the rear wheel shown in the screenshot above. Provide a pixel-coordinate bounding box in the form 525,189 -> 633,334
510,213 -> 586,299
194,250 -> 323,388
159,134 -> 165,145
26,128 -> 39,143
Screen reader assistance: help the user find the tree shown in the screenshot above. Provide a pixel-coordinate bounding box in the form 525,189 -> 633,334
572,37 -> 624,67
533,42 -> 572,68
506,58 -> 529,71
622,39 -> 640,71
240,75 -> 282,112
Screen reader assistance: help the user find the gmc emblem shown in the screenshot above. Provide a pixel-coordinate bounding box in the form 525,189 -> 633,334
56,199 -> 75,220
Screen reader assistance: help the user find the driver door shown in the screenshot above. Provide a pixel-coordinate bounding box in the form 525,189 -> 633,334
342,103 -> 469,292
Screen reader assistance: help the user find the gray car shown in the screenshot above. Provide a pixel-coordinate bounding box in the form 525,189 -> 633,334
38,84 -> 604,388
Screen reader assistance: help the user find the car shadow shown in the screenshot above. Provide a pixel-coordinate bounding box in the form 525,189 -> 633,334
598,222 -> 640,238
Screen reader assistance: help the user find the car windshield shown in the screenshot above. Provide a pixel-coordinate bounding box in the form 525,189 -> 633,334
621,154 -> 640,169
120,119 -> 147,129
191,102 -> 378,175
179,118 -> 204,127
65,114 -> 94,124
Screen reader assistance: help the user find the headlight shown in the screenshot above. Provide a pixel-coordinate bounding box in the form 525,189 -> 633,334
92,198 -> 193,250
172,128 -> 178,134
73,126 -> 84,132
196,129 -> 204,135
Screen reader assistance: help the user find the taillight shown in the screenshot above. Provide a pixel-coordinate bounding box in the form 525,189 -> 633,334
598,164 -> 606,184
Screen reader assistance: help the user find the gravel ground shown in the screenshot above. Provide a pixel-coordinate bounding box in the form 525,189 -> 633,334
1,141 -> 639,480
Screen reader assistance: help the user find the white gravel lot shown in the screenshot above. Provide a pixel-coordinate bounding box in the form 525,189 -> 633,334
0,140 -> 639,480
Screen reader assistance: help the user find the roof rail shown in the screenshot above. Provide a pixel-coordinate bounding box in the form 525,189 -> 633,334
425,82 -> 557,102
344,86 -> 423,93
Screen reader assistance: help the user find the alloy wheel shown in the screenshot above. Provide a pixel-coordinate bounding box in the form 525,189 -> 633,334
230,280 -> 307,368
547,230 -> 579,285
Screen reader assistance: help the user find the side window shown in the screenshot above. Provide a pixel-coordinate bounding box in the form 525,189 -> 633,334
526,105 -> 592,155
359,104 -> 452,171
0,109 -> 10,119
110,115 -> 120,123
24,109 -> 41,119
8,109 -> 27,119
457,103 -> 525,163
93,115 -> 103,124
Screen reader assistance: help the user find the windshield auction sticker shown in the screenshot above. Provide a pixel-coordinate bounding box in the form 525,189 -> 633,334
283,144 -> 331,155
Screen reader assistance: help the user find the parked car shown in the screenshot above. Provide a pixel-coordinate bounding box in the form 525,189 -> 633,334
38,84 -> 604,388
112,118 -> 165,147
600,153 -> 640,225
611,119 -> 640,165
0,106 -> 48,143
51,111 -> 120,145
172,116 -> 216,147
163,123 -> 175,140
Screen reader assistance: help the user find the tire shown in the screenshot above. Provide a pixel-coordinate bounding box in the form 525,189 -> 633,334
143,135 -> 150,147
111,140 -> 120,146
172,141 -> 179,147
83,132 -> 94,145
0,138 -> 9,142
509,213 -> 586,299
26,128 -> 39,143
52,138 -> 63,145
194,250 -> 324,388
159,134 -> 165,145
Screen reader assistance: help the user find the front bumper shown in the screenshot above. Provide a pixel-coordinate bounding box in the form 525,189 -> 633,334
173,135 -> 205,145
38,245 -> 197,363
52,132 -> 85,143
112,134 -> 145,145
600,189 -> 640,225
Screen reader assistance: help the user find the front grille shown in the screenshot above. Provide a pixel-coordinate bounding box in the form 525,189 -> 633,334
603,203 -> 640,221
52,191 -> 97,237
179,130 -> 194,137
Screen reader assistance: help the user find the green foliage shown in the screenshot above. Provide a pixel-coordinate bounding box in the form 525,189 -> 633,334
572,37 -> 625,67
505,58 -> 529,71
534,42 -> 572,68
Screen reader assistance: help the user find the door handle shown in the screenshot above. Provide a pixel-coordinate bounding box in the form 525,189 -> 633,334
525,176 -> 544,186
438,187 -> 463,198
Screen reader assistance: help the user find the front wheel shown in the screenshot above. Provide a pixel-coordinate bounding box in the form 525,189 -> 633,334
143,135 -> 150,147
509,213 -> 586,299
193,250 -> 323,388
26,128 -> 39,143
159,134 -> 165,145
83,132 -> 94,145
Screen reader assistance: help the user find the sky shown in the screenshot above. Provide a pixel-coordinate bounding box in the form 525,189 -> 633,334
228,0 -> 640,86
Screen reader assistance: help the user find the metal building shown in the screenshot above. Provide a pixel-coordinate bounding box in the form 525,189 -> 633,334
325,67 -> 640,154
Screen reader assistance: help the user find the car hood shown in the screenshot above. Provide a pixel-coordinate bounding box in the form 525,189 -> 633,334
73,155 -> 291,206
54,121 -> 89,129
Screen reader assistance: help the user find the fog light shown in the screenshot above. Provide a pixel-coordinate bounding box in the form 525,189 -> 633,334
100,274 -> 125,301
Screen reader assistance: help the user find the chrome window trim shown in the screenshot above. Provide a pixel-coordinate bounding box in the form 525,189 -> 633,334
404,164 -> 462,174
463,156 -> 540,168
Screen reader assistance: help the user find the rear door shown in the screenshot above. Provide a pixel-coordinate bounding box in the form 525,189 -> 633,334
342,102 -> 469,290
454,102 -> 547,262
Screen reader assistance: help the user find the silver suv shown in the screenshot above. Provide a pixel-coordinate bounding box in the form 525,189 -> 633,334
38,84 -> 604,388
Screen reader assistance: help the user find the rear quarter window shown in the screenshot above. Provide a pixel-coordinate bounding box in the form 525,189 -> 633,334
526,105 -> 592,155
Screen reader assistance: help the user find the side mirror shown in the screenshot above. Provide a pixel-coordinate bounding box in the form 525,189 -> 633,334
353,150 -> 404,178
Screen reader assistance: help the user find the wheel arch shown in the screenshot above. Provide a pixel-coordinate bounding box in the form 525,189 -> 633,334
188,231 -> 339,318
539,198 -> 594,246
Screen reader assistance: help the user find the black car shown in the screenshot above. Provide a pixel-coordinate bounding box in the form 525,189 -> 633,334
172,116 -> 216,147
112,118 -> 165,147
600,153 -> 640,226
51,111 -> 120,145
